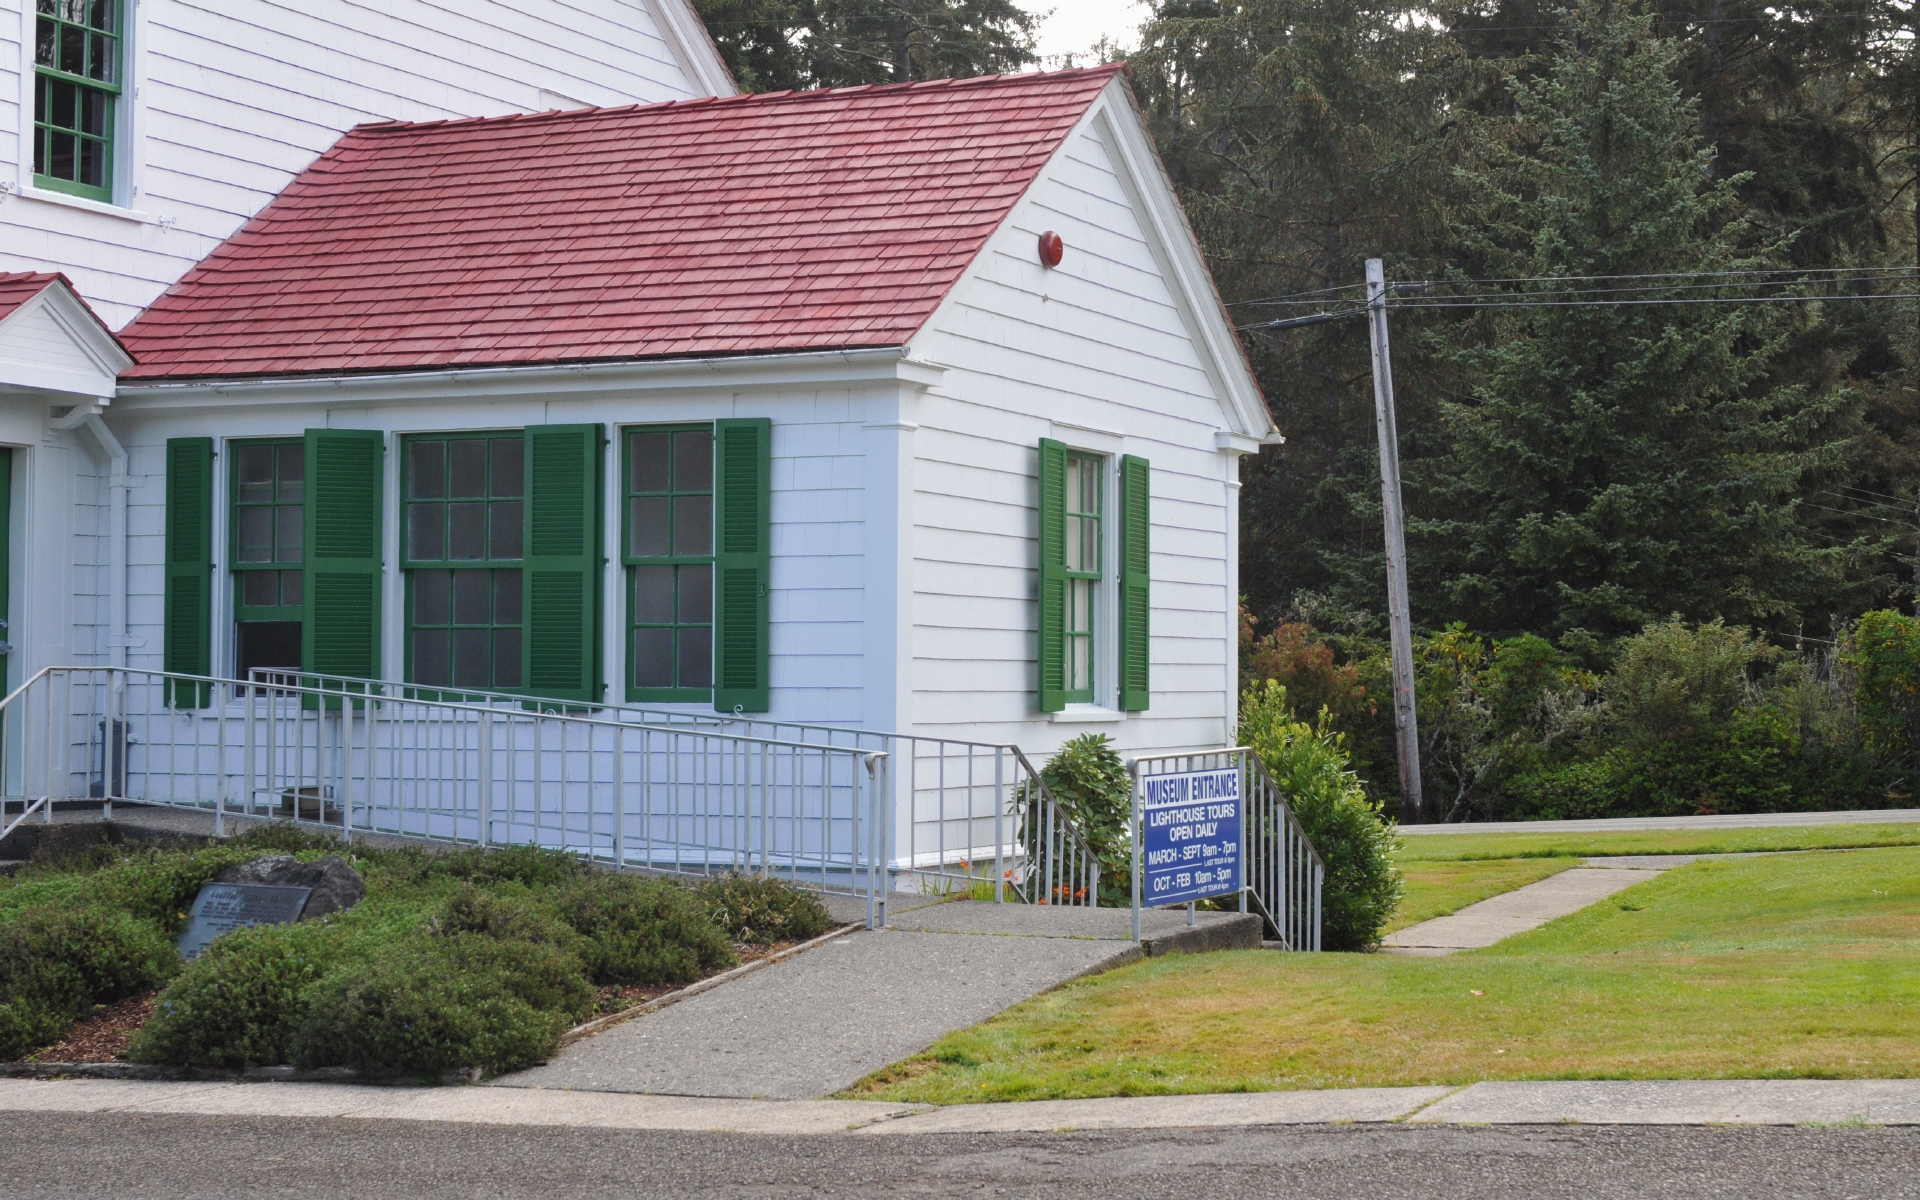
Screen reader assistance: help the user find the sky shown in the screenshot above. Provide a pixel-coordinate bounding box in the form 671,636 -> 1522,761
1030,0 -> 1152,63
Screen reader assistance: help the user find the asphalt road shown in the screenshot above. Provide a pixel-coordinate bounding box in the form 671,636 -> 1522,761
7,1114 -> 1917,1199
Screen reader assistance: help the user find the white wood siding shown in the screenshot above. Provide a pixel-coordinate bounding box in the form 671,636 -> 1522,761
2,0 -> 724,328
104,385 -> 872,724
905,114 -> 1242,757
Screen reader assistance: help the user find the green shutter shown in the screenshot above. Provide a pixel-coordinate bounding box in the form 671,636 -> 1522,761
524,424 -> 604,703
1036,438 -> 1068,713
1118,454 -> 1151,712
712,418 -> 770,713
302,429 -> 385,699
163,437 -> 214,708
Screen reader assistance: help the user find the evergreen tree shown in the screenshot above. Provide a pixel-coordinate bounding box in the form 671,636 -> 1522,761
1424,0 -> 1874,640
694,0 -> 1037,92
1131,0 -> 1475,628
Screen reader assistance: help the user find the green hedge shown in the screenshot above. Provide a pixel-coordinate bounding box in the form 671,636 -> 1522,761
3,834 -> 827,1074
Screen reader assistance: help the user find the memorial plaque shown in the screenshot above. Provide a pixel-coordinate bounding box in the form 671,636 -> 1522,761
1139,766 -> 1243,908
176,883 -> 312,960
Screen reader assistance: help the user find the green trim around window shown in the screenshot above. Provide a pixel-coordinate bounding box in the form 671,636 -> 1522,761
230,439 -> 306,683
623,424 -> 716,703
401,432 -> 527,695
32,0 -> 123,203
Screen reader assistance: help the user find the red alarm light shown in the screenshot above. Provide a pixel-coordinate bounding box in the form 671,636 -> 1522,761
1038,231 -> 1064,268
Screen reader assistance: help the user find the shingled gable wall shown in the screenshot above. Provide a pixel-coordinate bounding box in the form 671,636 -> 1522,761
90,74 -> 1266,761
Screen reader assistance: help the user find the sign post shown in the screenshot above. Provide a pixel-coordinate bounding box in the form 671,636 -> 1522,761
1131,758 -> 1245,942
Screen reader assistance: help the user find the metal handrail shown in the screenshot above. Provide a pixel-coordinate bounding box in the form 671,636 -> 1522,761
2,665 -> 894,926
254,668 -> 1106,907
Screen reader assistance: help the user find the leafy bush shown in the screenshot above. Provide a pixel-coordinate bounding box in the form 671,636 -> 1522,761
0,906 -> 179,1059
127,921 -> 342,1069
1030,732 -> 1134,904
1239,681 -> 1402,950
1605,619 -> 1776,746
294,934 -> 592,1075
433,884 -> 580,949
694,874 -> 834,943
1843,609 -> 1920,764
554,873 -> 736,985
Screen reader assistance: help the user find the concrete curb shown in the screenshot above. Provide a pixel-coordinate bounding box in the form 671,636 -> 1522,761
4,1078 -> 1914,1134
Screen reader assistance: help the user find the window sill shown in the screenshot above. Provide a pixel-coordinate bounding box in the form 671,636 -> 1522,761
1049,704 -> 1127,724
12,183 -> 159,224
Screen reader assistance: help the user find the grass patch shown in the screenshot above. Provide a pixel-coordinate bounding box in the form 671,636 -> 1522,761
1392,822 -> 1920,862
846,846 -> 1920,1103
1386,857 -> 1580,933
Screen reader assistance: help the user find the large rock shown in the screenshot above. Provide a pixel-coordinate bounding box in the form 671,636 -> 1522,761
213,855 -> 365,920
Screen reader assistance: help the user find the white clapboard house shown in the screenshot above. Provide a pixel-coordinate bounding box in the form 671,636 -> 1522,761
70,64 -> 1271,744
2,0 -> 734,688
1,18 -> 1284,901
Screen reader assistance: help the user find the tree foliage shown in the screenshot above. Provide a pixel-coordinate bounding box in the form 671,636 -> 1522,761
693,0 -> 1038,91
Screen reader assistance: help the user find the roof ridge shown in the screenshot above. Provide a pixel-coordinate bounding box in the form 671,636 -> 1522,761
346,64 -> 1125,137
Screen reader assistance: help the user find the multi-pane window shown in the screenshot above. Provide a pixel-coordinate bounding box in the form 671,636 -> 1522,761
232,441 -> 304,680
1062,453 -> 1102,702
33,0 -> 122,201
624,426 -> 714,700
403,435 -> 525,691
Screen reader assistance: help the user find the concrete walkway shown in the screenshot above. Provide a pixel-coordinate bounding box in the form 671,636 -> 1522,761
5,1078 -> 1916,1132
496,901 -> 1260,1100
1397,808 -> 1920,836
1381,860 -> 1669,954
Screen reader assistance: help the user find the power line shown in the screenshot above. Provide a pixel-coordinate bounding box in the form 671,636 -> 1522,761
1385,290 -> 1920,310
1235,267 -> 1920,307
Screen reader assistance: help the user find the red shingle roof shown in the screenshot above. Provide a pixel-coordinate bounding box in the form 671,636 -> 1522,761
0,271 -> 64,323
119,67 -> 1124,381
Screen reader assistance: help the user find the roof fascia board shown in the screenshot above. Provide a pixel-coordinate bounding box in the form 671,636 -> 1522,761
112,346 -> 941,414
1086,82 -> 1272,438
0,283 -> 132,399
650,0 -> 740,97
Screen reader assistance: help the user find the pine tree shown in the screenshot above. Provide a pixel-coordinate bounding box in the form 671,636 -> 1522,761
1131,0 -> 1476,628
1425,0 -> 1873,640
694,0 -> 1037,92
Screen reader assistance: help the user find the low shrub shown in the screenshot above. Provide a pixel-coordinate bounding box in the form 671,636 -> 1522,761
1239,681 -> 1402,950
127,920 -> 342,1069
694,873 -> 834,943
294,934 -> 593,1075
433,884 -> 579,949
554,873 -> 736,985
1030,732 -> 1134,904
0,905 -> 180,1059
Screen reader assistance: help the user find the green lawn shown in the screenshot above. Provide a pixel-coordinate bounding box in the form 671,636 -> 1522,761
1393,821 -> 1920,862
848,846 -> 1920,1103
1386,857 -> 1580,933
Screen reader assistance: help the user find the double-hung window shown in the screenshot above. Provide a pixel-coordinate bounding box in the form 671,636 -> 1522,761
33,0 -> 123,202
1061,453 -> 1101,703
231,441 -> 305,680
403,434 -> 525,692
1037,439 -> 1152,713
624,425 -> 714,701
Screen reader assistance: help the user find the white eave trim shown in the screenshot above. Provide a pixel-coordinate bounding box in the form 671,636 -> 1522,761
0,282 -> 132,400
651,0 -> 740,97
111,346 -> 944,412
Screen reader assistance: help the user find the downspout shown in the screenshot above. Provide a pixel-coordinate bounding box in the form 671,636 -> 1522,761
80,416 -> 130,672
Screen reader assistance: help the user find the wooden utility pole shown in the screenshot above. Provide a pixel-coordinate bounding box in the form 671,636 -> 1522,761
1365,258 -> 1424,824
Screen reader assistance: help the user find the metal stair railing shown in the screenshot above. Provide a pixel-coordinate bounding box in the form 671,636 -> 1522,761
1243,752 -> 1326,951
255,668 -> 1106,907
4,666 -> 892,927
